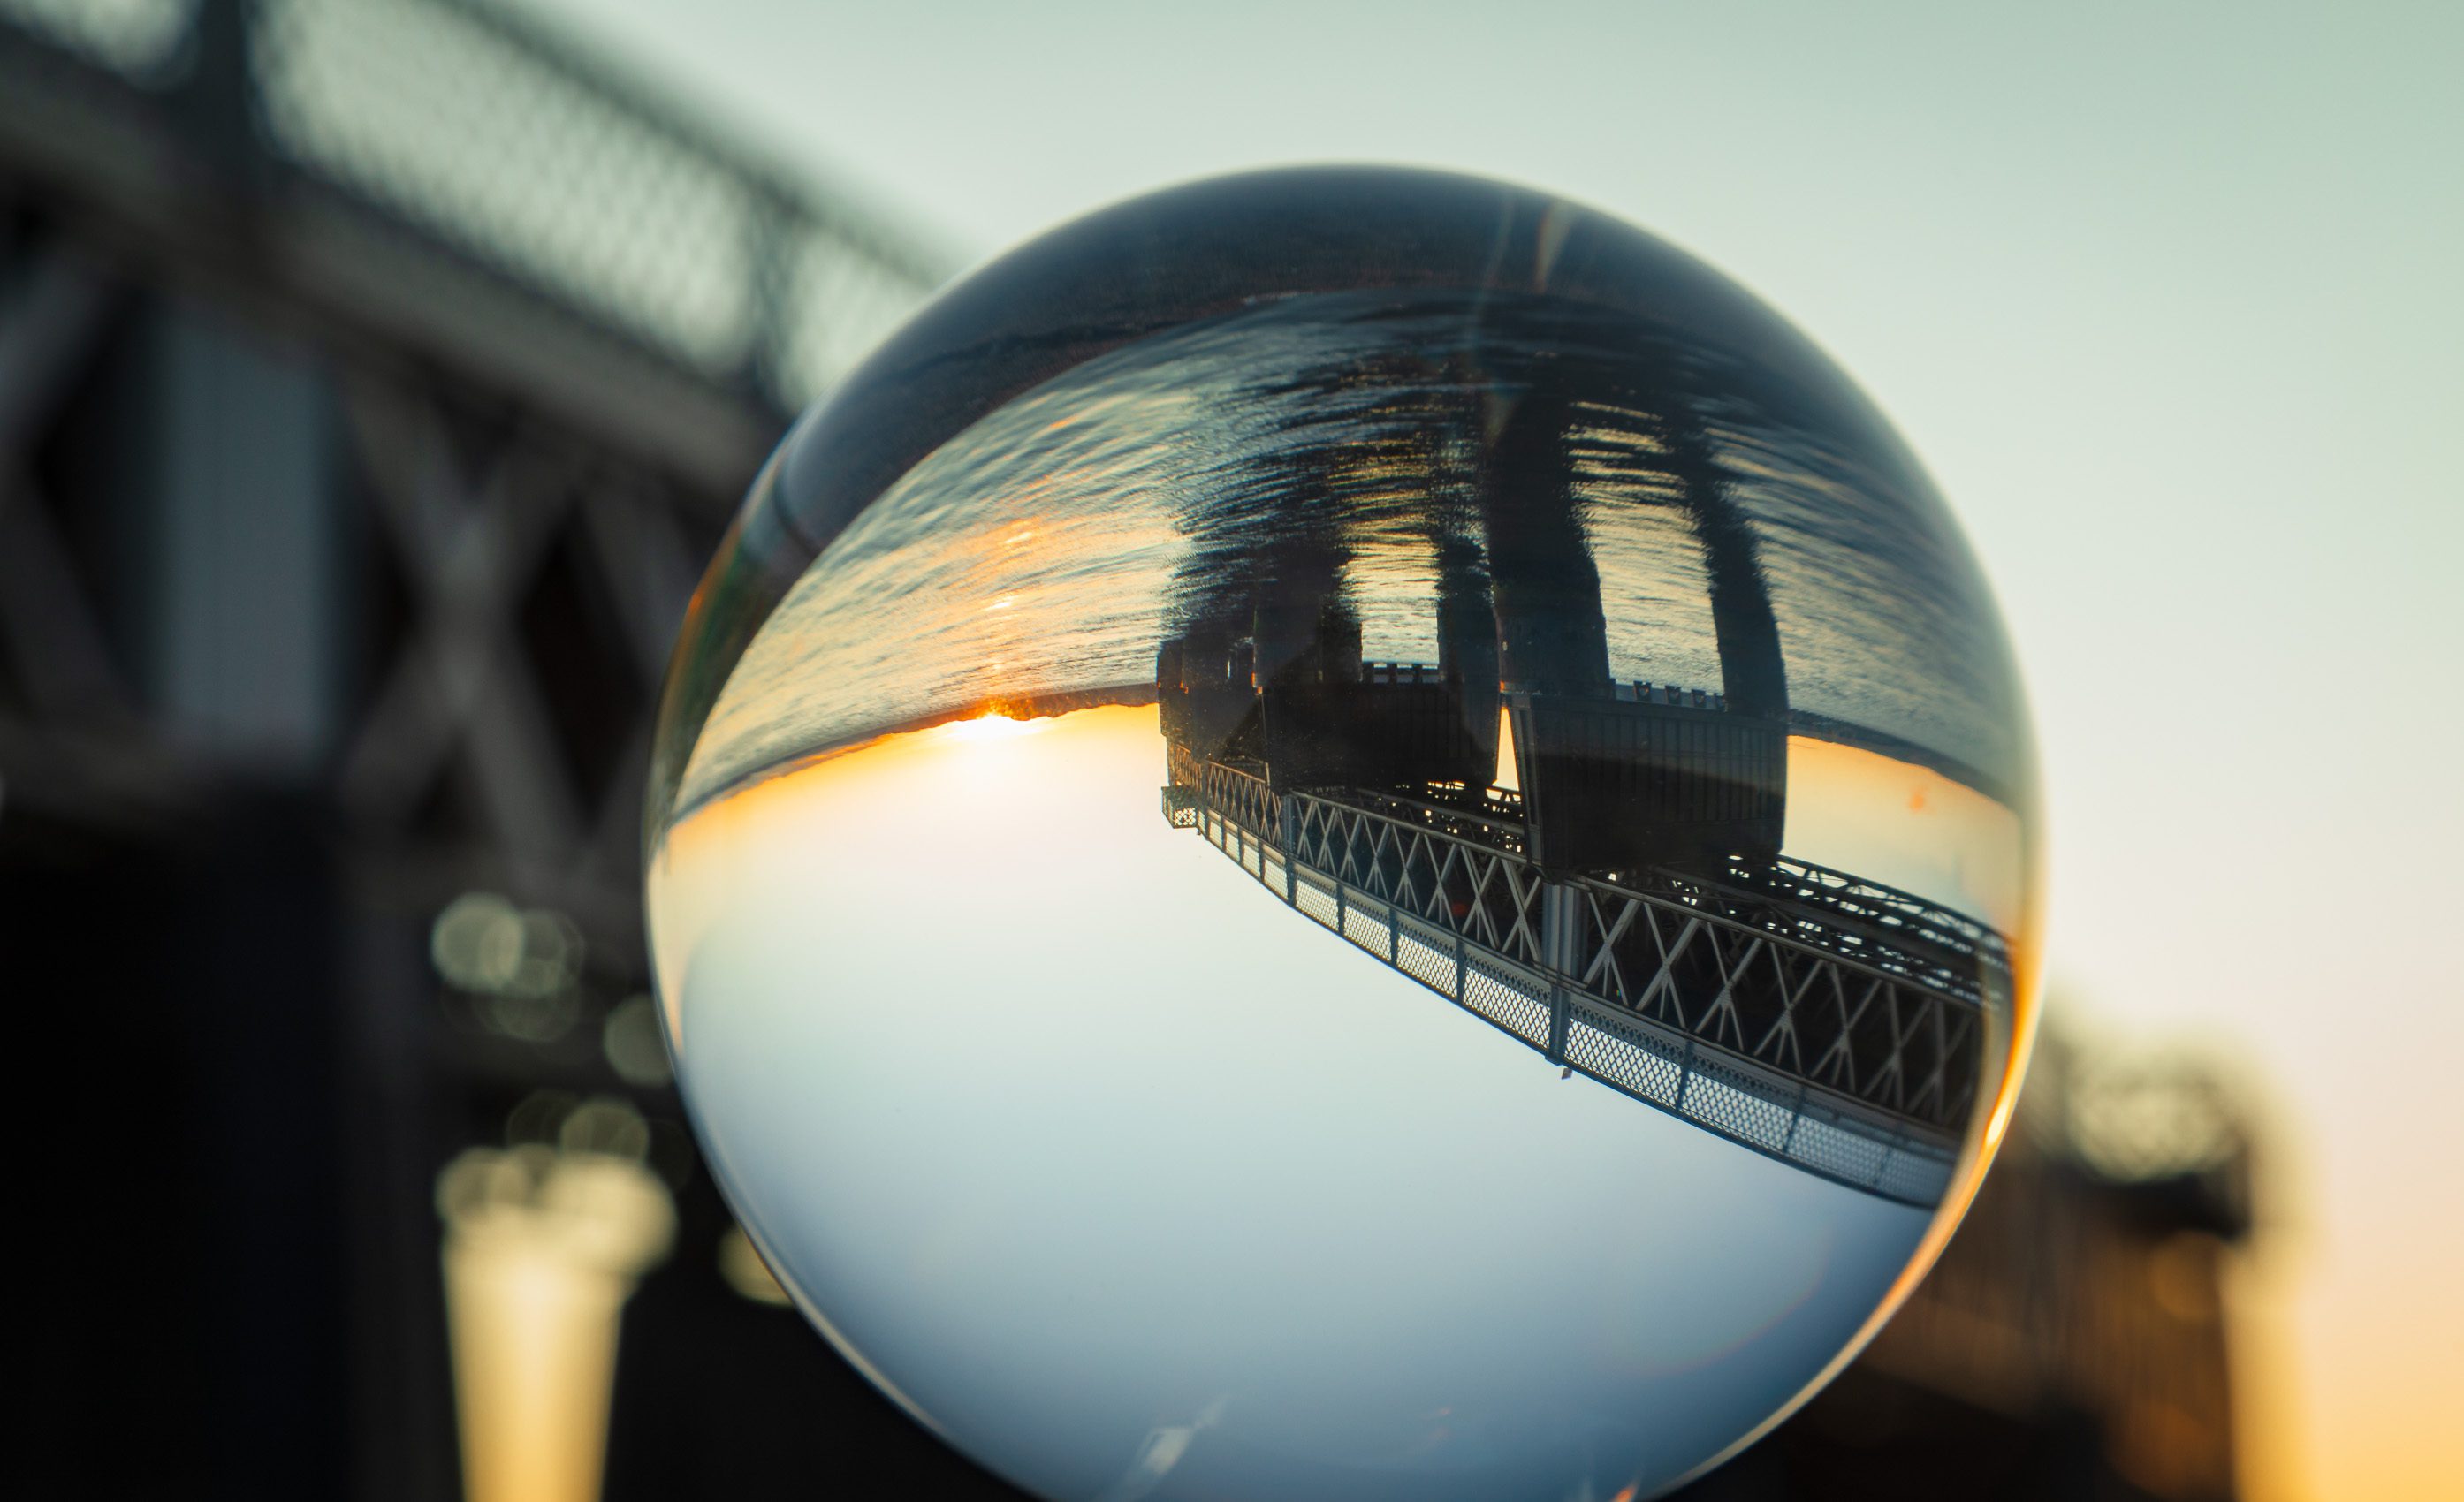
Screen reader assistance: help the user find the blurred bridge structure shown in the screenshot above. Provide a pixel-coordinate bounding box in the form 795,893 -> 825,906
1,0 -> 941,907
0,3 -> 952,1498
1675,1033 -> 2258,1502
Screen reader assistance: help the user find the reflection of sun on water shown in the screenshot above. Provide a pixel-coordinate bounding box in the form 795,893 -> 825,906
935,710 -> 1053,743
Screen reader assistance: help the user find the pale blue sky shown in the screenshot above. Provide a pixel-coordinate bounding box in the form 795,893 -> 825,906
560,4 -> 2461,1495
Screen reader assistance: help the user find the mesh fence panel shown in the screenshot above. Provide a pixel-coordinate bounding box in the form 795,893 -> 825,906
1564,1013 -> 1685,1106
1395,929 -> 1458,998
1784,1115 -> 1891,1187
1462,960 -> 1553,1046
252,0 -> 760,369
1295,878 -> 1339,932
1341,901 -> 1390,958
780,230 -> 924,402
1875,1146 -> 1955,1204
1678,1066 -> 1796,1153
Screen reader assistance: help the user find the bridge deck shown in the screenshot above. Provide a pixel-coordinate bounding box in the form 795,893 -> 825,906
1173,761 -> 2012,1207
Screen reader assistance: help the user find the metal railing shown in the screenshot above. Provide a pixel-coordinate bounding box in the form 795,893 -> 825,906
1,0 -> 949,407
1176,759 -> 2004,1204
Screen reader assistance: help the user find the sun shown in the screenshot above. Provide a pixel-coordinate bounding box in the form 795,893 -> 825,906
935,710 -> 1052,743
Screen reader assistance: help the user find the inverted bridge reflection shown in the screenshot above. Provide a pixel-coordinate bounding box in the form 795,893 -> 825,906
1147,315 -> 2009,1207
1162,724 -> 2005,1209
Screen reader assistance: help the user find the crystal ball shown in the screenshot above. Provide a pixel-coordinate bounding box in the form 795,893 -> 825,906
646,166 -> 2038,1501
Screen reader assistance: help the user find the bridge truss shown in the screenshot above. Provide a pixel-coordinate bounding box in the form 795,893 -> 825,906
0,6 -> 948,1494
1177,760 -> 2011,1207
0,0 -> 948,929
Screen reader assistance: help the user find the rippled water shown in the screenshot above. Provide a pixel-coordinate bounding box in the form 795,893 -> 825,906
681,292 -> 2025,814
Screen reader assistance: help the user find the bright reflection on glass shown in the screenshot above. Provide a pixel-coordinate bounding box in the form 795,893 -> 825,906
645,167 -> 2041,1501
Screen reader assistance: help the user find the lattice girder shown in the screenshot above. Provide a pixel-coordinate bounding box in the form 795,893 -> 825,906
1185,770 -> 1991,1139
1168,765 -> 1990,1206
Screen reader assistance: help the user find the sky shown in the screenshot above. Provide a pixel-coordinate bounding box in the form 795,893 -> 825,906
649,704 -> 1942,1501
525,3 -> 2464,1497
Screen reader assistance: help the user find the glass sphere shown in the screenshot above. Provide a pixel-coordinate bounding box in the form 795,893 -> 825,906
645,166 -> 2039,1502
